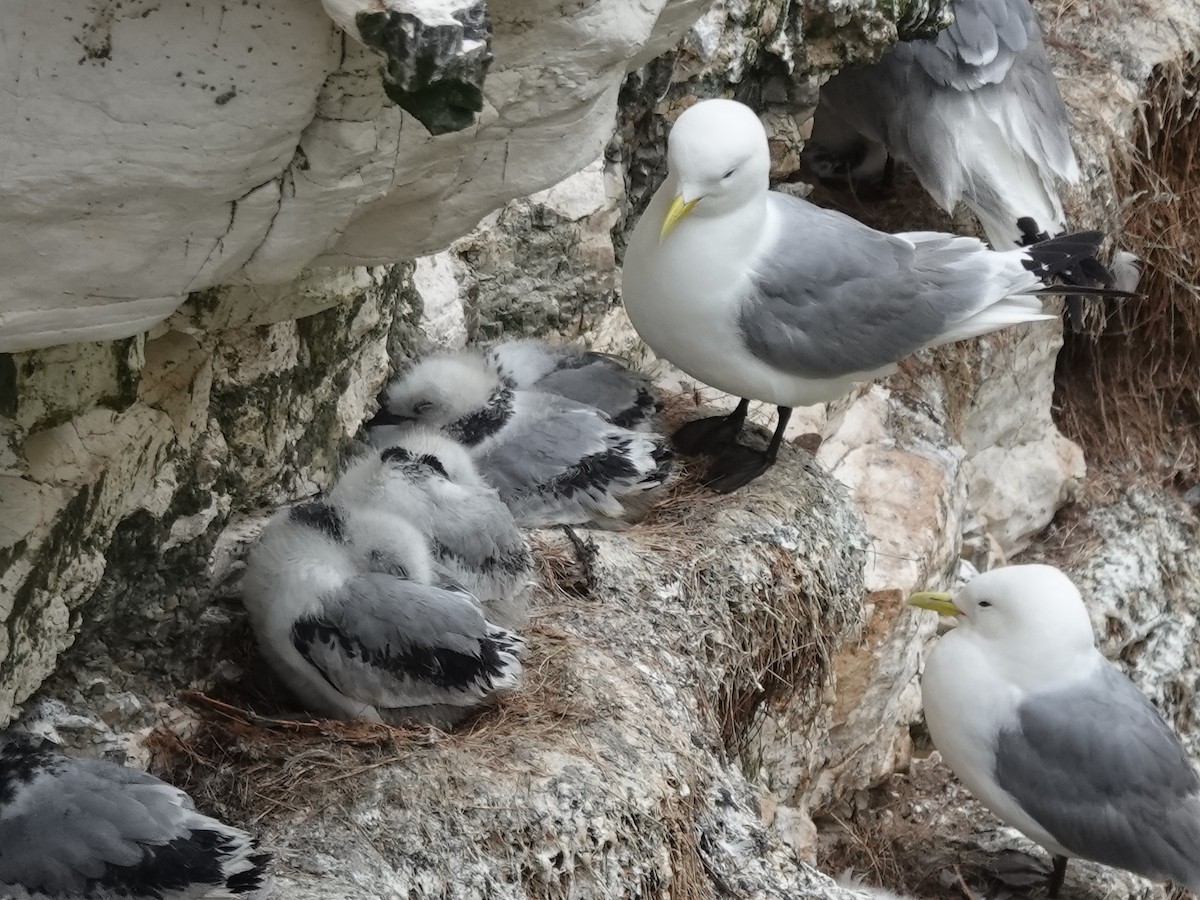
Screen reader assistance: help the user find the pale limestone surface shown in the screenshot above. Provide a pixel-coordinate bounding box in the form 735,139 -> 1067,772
3,0 -> 1200,896
0,0 -> 708,353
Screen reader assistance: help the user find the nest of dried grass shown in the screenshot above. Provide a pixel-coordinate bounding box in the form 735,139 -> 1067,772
1056,59 -> 1200,482
149,618 -> 594,826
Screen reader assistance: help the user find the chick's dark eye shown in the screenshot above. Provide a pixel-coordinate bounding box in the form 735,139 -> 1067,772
414,400 -> 433,414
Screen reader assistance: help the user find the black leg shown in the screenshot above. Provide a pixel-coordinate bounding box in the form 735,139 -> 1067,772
702,406 -> 793,494
673,398 -> 750,456
1047,854 -> 1068,898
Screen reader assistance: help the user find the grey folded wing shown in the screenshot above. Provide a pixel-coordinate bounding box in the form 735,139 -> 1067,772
902,0 -> 1075,174
0,747 -> 199,895
535,359 -> 659,429
292,573 -> 519,708
818,0 -> 1076,207
908,0 -> 1037,89
994,663 -> 1200,886
739,197 -> 1006,379
475,395 -> 665,509
433,492 -> 533,583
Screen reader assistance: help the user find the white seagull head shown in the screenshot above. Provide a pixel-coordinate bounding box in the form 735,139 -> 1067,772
381,352 -> 500,428
910,564 -> 1097,659
661,98 -> 772,240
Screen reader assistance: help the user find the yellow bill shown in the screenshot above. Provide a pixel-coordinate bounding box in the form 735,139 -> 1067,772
660,195 -> 698,243
908,590 -> 962,617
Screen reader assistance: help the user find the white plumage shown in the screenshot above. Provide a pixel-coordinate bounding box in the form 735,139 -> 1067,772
911,565 -> 1200,894
369,351 -> 674,527
485,338 -> 660,429
621,98 -> 1117,492
332,429 -> 533,630
242,499 -> 523,727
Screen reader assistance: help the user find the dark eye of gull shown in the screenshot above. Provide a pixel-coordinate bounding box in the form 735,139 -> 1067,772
978,601 -> 992,608
723,167 -> 736,179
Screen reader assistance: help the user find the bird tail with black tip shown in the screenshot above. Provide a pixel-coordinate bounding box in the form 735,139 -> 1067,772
483,624 -> 525,692
1017,219 -> 1137,332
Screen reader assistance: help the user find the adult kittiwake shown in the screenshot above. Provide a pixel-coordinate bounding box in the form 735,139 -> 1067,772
910,564 -> 1200,897
806,0 -> 1079,252
368,351 -> 674,527
485,338 -> 660,429
622,98 -> 1127,492
242,500 -> 524,727
332,429 -> 533,630
0,731 -> 271,899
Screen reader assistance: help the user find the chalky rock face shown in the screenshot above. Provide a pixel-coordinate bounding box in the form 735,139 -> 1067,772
0,0 -> 711,354
355,1 -> 493,135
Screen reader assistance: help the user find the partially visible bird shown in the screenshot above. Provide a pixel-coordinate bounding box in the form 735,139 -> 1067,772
910,564 -> 1200,897
242,500 -> 524,727
332,429 -> 533,631
621,98 -> 1128,492
0,731 -> 271,899
484,338 -> 660,429
368,352 -> 674,527
805,0 -> 1079,253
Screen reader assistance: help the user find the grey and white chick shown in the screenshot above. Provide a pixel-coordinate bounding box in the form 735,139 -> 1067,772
485,338 -> 660,429
0,731 -> 271,900
331,429 -> 533,631
367,351 -> 674,527
242,500 -> 524,728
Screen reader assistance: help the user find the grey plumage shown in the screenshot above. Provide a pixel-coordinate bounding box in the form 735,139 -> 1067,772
369,352 -> 674,527
809,0 -> 1079,249
994,663 -> 1200,888
0,731 -> 270,899
914,564 -> 1200,894
242,501 -> 523,726
485,339 -> 660,429
332,430 -> 533,630
472,390 -> 673,526
737,195 -> 1102,384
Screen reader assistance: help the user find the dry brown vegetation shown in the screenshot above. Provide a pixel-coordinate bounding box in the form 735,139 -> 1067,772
1056,60 -> 1200,485
148,617 -> 594,826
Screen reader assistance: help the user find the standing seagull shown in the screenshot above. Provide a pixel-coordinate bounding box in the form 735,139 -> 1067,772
332,430 -> 534,631
0,731 -> 271,899
485,338 -> 661,429
910,565 -> 1200,897
368,352 -> 674,527
806,0 -> 1079,252
621,98 -> 1126,492
242,500 -> 524,727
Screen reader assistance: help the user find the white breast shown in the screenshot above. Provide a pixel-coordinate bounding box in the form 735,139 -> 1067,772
922,630 -> 1072,856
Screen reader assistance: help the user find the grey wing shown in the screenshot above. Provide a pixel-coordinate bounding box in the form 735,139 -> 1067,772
436,491 -> 532,581
817,0 -> 1075,221
739,197 -> 1003,379
0,751 -> 193,894
994,663 -> 1200,885
902,0 -> 1076,175
536,361 -> 659,429
292,574 -> 518,707
908,0 -> 1036,89
475,395 -> 612,491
